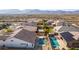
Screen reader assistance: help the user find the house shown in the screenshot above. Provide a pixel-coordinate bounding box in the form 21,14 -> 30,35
0,29 -> 37,49
73,34 -> 79,40
71,34 -> 79,48
58,25 -> 79,32
0,36 -> 9,49
55,21 -> 79,32
24,18 -> 39,27
60,32 -> 79,48
16,25 -> 37,32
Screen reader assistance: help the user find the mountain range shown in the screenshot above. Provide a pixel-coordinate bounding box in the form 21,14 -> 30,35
0,9 -> 79,14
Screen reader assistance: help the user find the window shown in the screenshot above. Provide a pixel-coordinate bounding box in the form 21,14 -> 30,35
32,44 -> 33,46
3,40 -> 5,41
26,44 -> 28,46
11,40 -> 13,42
21,43 -> 28,47
2,45 -> 5,47
21,43 -> 26,45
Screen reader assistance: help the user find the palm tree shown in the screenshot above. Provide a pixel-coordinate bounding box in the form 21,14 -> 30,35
42,19 -> 53,36
44,26 -> 52,36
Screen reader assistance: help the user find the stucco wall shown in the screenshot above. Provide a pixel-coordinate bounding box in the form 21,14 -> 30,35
0,40 -> 4,47
0,37 -> 34,48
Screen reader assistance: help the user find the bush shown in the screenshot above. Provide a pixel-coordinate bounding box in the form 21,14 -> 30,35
4,28 -> 13,32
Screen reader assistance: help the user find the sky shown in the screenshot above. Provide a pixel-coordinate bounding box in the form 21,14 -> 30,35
0,0 -> 79,10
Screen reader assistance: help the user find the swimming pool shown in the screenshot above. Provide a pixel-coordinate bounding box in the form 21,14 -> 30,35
37,38 -> 46,46
49,37 -> 59,48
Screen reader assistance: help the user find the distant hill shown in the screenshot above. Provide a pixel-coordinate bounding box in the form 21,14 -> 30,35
0,9 -> 79,14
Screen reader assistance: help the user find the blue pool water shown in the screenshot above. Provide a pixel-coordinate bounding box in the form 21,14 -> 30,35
50,37 -> 59,48
37,38 -> 46,45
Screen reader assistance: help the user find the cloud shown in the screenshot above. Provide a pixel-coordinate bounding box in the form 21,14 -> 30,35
0,0 -> 79,10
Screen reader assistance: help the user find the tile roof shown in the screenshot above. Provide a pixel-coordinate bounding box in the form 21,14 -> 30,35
14,29 -> 37,43
60,32 -> 74,42
73,34 -> 79,40
0,36 -> 9,40
58,25 -> 79,32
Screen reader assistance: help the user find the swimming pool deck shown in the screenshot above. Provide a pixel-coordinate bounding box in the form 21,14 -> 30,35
42,36 -> 52,50
55,34 -> 69,50
53,26 -> 69,50
39,33 -> 68,50
42,35 -> 69,50
36,35 -> 52,50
